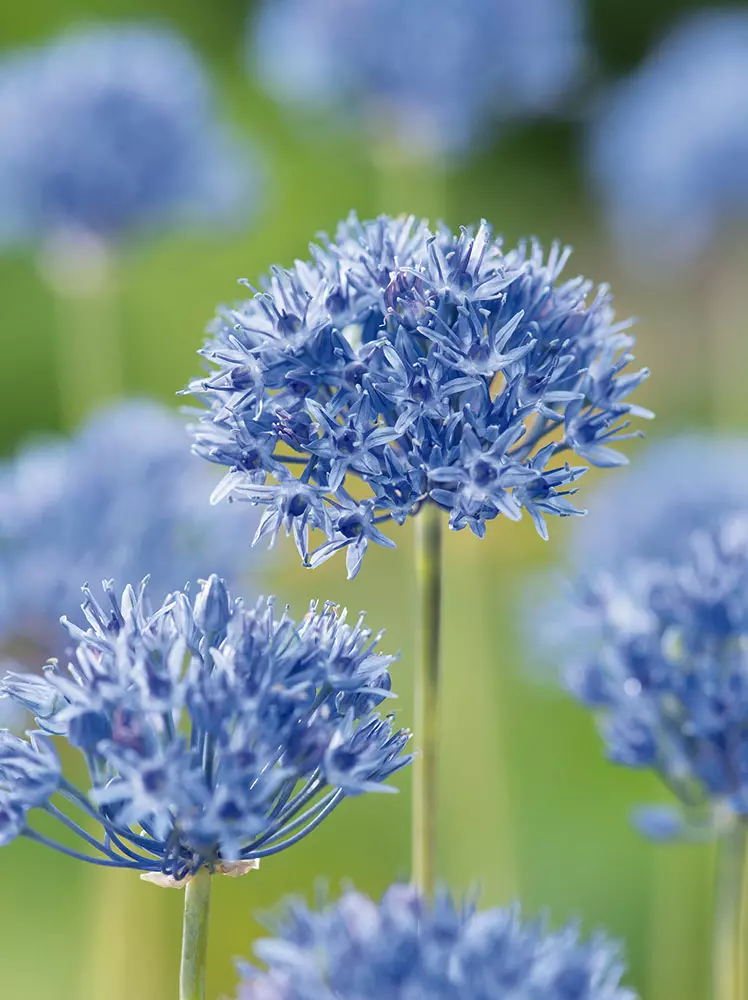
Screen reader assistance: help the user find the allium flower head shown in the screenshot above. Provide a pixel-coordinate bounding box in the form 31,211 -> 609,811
567,433 -> 748,572
236,884 -> 635,1000
0,578 -> 411,879
253,0 -> 586,157
0,399 -> 259,667
561,513 -> 748,839
188,213 -> 650,577
0,22 -> 253,246
589,9 -> 748,265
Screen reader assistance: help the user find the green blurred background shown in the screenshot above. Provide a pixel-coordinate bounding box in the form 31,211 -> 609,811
0,0 -> 740,997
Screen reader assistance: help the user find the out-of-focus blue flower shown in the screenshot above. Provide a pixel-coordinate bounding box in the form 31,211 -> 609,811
532,433 -> 748,663
589,10 -> 748,266
0,399 -> 259,666
630,804 -> 686,842
0,23 -> 254,246
252,0 -> 586,158
235,884 -> 636,1000
567,433 -> 748,571
561,513 -> 748,838
187,213 -> 650,578
0,730 -> 61,846
0,578 -> 411,879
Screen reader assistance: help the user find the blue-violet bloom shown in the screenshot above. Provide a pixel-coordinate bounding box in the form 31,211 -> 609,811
252,0 -> 586,158
589,9 -> 748,266
563,433 -> 748,572
0,399 -> 260,671
0,22 -> 254,246
0,577 -> 411,880
236,884 -> 636,1000
188,212 -> 650,577
561,513 -> 748,839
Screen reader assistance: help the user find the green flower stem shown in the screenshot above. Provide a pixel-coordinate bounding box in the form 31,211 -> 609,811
180,868 -> 213,1000
374,141 -> 447,222
45,239 -> 122,429
707,236 -> 748,429
413,501 -> 443,897
713,822 -> 748,1000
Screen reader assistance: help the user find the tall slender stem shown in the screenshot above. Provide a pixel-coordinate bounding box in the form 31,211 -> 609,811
374,139 -> 447,224
377,146 -> 446,901
412,501 -> 442,897
180,868 -> 212,1000
41,233 -> 122,429
703,235 -> 748,430
713,822 -> 748,1000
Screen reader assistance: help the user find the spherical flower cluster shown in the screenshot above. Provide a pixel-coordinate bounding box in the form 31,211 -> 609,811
562,515 -> 748,839
236,884 -> 635,1000
188,213 -> 650,578
253,0 -> 586,157
0,399 -> 259,670
0,22 -> 253,247
0,577 -> 411,880
532,433 -> 748,692
589,9 -> 748,266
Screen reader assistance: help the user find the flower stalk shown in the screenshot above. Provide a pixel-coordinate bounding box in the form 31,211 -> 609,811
180,868 -> 212,1000
45,238 -> 121,429
374,141 -> 446,222
713,822 -> 748,1000
413,501 -> 442,897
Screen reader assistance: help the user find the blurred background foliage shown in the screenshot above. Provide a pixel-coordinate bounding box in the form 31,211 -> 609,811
0,0 -> 739,997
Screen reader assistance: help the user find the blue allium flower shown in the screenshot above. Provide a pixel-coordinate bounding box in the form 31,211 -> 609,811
188,213 -> 650,578
0,399 -> 259,668
235,884 -> 636,1000
589,9 -> 748,265
0,578 -> 411,878
560,513 -> 748,839
532,433 -> 748,680
252,0 -> 586,157
566,433 -> 748,572
0,23 -> 253,246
